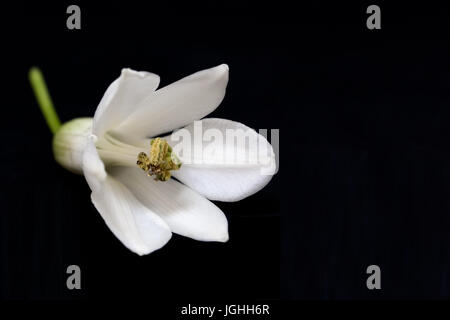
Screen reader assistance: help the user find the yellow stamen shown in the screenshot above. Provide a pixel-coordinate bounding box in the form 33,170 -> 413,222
136,138 -> 182,181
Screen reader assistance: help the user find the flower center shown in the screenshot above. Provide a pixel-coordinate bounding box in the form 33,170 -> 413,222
136,137 -> 182,181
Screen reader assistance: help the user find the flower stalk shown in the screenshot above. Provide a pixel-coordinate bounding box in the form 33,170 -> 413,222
29,67 -> 61,134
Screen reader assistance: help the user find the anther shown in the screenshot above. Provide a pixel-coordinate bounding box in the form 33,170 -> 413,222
136,138 -> 182,181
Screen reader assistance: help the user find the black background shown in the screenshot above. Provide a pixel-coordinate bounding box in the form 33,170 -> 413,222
1,0 -> 449,306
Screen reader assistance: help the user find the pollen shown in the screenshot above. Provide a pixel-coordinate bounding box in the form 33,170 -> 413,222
136,138 -> 182,181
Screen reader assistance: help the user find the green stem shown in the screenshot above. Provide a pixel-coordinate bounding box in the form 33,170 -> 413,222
28,67 -> 61,134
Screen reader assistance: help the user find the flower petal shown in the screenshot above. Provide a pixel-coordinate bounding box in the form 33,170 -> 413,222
93,69 -> 160,137
112,64 -> 229,144
83,136 -> 172,255
111,166 -> 229,242
167,118 -> 277,202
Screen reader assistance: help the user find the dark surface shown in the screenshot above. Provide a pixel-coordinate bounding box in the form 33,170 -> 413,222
1,1 -> 449,302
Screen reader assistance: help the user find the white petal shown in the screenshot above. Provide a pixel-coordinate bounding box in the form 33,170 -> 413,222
167,118 -> 277,202
112,64 -> 229,144
83,135 -> 107,191
93,69 -> 160,137
82,136 -> 172,255
111,167 -> 229,242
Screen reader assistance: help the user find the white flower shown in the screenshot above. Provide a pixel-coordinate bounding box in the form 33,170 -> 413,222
53,64 -> 276,255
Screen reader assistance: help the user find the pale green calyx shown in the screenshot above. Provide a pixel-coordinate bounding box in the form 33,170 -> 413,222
52,118 -> 93,174
29,67 -> 92,173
